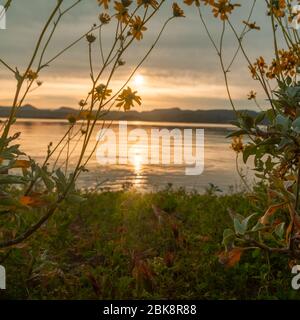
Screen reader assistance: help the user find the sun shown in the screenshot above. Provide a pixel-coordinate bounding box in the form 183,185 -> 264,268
133,74 -> 145,87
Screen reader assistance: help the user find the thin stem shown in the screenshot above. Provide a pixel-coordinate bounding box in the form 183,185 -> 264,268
1,0 -> 64,143
0,58 -> 15,74
235,153 -> 251,192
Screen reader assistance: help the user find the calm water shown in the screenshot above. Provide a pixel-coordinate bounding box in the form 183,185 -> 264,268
9,119 -> 253,193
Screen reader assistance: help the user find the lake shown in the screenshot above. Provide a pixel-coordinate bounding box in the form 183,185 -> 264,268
8,119 -> 254,193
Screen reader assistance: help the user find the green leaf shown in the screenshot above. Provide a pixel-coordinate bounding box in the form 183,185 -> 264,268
53,169 -> 68,192
222,228 -> 235,249
243,145 -> 256,163
42,173 -> 55,191
275,114 -> 291,132
274,222 -> 285,239
0,174 -> 27,185
65,194 -> 85,204
241,115 -> 254,130
265,109 -> 275,122
251,221 -> 265,232
255,112 -> 265,125
286,76 -> 292,86
226,130 -> 247,138
241,213 -> 257,231
234,218 -> 247,235
286,86 -> 300,98
292,117 -> 300,133
251,248 -> 261,259
0,194 -> 21,207
228,209 -> 245,223
230,120 -> 241,128
277,138 -> 291,150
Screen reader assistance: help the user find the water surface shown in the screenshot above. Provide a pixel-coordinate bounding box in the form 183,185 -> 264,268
9,119 -> 253,192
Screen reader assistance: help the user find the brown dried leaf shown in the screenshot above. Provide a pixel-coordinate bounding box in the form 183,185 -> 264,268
219,247 -> 244,268
20,195 -> 47,207
12,160 -> 31,169
260,203 -> 287,225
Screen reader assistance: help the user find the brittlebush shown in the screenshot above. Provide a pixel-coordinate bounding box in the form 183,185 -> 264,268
183,0 -> 300,266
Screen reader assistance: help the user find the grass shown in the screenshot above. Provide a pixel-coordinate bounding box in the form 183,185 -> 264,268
0,188 -> 299,300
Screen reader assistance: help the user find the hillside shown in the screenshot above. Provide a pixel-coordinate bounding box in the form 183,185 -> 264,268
0,105 -> 259,124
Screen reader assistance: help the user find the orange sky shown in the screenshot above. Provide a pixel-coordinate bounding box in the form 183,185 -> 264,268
0,0 -> 273,111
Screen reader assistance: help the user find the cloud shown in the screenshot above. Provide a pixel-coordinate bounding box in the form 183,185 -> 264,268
0,0 -> 274,110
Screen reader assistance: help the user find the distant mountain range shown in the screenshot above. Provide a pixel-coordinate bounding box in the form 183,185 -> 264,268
0,105 -> 259,124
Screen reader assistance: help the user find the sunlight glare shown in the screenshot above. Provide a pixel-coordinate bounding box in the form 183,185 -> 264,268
133,74 -> 145,87
133,154 -> 142,174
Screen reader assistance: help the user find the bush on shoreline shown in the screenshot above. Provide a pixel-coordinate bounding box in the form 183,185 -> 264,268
0,189 -> 298,300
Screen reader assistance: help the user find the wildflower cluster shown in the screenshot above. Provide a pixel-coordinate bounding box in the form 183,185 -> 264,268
231,136 -> 244,153
242,20 -> 260,30
250,48 -> 300,80
116,87 -> 142,111
267,0 -> 286,18
24,69 -> 38,81
0,0 -> 182,252
186,0 -> 300,264
184,0 -> 240,20
96,1 -> 186,40
268,49 -> 300,78
94,84 -> 112,101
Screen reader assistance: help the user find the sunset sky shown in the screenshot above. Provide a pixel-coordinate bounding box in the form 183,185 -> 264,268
0,0 -> 275,111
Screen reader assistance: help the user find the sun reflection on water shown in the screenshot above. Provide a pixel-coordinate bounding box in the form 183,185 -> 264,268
133,153 -> 142,174
130,146 -> 146,188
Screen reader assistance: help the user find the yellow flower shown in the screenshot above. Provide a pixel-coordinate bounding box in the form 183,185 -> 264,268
67,114 -> 77,124
137,0 -> 158,9
97,0 -> 110,9
247,90 -> 257,100
250,57 -> 268,77
251,48 -> 300,80
251,56 -> 267,78
114,1 -> 130,23
231,136 -> 244,153
212,0 -> 240,21
95,84 -> 112,101
256,56 -> 267,69
173,3 -> 185,17
242,20 -> 260,30
79,99 -> 87,107
121,0 -> 132,6
249,65 -> 257,79
118,58 -> 126,66
129,16 -> 147,40
202,0 -> 215,5
266,59 -> 280,79
86,33 -> 96,43
99,13 -> 111,24
269,0 -> 286,18
116,87 -> 141,111
25,69 -> 38,81
184,0 -> 200,7
272,49 -> 299,78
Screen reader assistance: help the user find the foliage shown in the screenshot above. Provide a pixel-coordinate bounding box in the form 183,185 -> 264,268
1,189 -> 298,300
183,0 -> 300,263
0,0 -> 185,250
